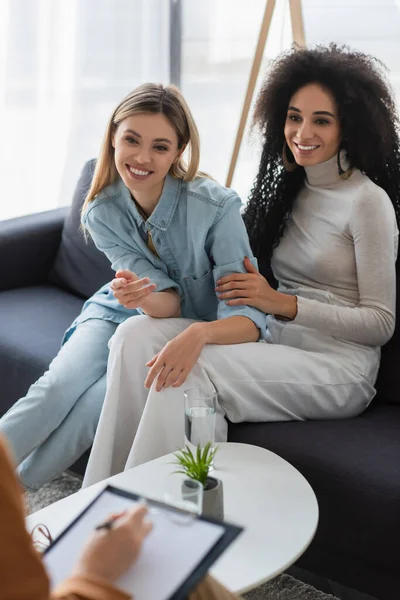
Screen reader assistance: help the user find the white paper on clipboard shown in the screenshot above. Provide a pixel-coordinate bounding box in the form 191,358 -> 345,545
43,488 -> 225,600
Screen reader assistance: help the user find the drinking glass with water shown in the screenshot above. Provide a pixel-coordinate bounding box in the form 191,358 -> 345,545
184,387 -> 217,452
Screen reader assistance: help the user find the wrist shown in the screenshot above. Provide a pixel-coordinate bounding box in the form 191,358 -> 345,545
275,293 -> 298,320
188,321 -> 212,345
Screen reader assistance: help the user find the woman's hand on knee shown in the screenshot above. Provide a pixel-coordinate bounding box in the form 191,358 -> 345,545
145,323 -> 207,391
72,504 -> 153,583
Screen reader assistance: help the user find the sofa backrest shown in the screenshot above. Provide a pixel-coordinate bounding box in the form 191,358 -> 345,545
49,160 -> 114,299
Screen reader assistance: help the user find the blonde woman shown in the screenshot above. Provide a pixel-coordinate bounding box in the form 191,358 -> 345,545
0,83 -> 265,489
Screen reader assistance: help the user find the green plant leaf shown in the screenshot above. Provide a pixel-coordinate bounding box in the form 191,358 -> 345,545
172,443 -> 219,486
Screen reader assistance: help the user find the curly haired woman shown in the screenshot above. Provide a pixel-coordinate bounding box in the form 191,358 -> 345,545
83,44 -> 400,485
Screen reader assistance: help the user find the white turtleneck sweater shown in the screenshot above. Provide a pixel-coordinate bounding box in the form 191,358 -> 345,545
271,155 -> 398,347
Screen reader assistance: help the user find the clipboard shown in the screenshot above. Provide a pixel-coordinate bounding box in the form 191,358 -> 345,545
43,485 -> 243,600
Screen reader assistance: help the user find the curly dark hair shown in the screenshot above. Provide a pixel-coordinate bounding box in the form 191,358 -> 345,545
243,43 -> 400,276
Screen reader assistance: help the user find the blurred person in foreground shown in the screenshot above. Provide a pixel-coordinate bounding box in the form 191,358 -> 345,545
0,434 -> 238,599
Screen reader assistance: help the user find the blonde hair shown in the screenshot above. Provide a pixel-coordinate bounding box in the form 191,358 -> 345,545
82,83 -> 207,214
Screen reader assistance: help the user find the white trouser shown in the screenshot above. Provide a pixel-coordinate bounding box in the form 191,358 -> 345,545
83,316 -> 376,487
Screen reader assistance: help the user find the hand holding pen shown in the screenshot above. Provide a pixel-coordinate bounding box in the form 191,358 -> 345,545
73,504 -> 153,583
95,512 -> 126,531
95,499 -> 149,531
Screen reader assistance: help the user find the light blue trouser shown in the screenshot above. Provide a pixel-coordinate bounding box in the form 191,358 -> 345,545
0,318 -> 118,490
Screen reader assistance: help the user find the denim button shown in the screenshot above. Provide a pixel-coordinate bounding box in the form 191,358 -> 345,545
160,220 -> 166,227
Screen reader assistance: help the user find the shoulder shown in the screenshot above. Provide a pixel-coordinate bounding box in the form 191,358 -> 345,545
83,178 -> 128,224
350,171 -> 396,216
349,171 -> 398,233
185,176 -> 242,210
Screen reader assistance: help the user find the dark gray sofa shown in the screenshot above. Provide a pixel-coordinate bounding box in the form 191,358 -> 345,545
1,160 -> 399,600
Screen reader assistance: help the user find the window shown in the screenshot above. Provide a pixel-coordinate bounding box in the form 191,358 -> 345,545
0,0 -> 169,220
1,0 -> 399,219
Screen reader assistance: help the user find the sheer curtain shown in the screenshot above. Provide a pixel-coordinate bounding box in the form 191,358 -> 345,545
0,0 -> 170,221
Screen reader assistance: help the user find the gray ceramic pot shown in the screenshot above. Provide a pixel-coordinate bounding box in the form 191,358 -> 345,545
202,476 -> 224,520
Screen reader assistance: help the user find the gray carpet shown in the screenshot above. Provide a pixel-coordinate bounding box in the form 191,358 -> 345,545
26,473 -> 339,600
26,471 -> 83,514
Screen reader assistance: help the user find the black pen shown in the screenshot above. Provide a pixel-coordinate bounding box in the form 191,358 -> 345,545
95,519 -> 115,531
95,502 -> 147,531
95,512 -> 126,531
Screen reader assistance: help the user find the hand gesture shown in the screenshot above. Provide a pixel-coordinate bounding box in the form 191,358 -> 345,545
215,257 -> 275,313
111,269 -> 156,309
216,257 -> 297,319
72,504 -> 153,583
145,324 -> 206,391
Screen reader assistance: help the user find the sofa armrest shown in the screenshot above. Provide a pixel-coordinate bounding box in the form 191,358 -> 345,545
0,207 -> 68,291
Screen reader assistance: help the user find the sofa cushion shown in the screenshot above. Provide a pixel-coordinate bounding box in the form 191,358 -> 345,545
228,404 -> 400,595
0,285 -> 84,414
49,160 -> 114,299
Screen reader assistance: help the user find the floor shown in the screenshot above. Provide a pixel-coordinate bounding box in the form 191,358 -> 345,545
287,566 -> 379,600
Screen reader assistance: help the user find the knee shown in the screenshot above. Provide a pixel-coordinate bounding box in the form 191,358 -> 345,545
111,314 -> 174,353
111,315 -> 155,348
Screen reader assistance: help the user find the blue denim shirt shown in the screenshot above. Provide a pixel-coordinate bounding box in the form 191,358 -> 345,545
66,174 -> 266,340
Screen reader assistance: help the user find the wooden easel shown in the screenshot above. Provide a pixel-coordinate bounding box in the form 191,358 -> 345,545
225,0 -> 306,187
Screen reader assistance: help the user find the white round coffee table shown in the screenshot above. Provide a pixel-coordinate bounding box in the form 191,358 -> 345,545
206,442 -> 318,593
27,442 -> 318,594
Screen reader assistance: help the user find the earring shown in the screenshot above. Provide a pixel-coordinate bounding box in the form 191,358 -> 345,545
282,142 -> 298,172
337,142 -> 354,180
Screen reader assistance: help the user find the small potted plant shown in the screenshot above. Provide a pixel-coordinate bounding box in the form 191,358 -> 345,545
173,443 -> 224,520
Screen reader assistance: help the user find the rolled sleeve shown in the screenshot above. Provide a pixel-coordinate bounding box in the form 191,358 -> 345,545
82,204 -> 182,297
208,194 -> 267,338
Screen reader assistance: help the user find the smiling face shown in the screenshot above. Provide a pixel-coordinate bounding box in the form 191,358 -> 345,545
284,83 -> 342,167
112,112 -> 182,203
